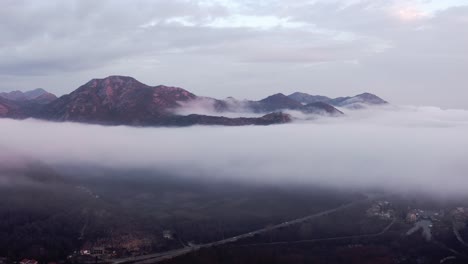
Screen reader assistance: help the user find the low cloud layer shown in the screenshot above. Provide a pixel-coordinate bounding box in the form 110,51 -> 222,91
172,97 -> 262,117
1,106 -> 468,196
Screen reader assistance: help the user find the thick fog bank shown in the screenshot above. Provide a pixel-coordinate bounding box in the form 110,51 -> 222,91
1,106 -> 467,195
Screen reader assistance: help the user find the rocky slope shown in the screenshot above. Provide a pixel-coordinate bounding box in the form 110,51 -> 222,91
40,76 -> 197,125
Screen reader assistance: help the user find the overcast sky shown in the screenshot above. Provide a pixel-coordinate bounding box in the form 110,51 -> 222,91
1,0 -> 467,108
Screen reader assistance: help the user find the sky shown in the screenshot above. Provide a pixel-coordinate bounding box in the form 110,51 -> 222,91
1,0 -> 467,108
2,106 -> 468,196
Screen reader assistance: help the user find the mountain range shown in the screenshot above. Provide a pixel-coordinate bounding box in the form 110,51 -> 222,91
0,75 -> 388,126
0,88 -> 57,103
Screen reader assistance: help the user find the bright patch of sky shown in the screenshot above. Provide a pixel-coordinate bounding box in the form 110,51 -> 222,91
389,0 -> 468,21
206,15 -> 308,29
199,0 -> 242,10
139,15 -> 308,30
419,0 -> 468,12
140,16 -> 197,28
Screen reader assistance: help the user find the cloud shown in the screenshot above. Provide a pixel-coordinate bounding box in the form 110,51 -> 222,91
1,106 -> 467,196
172,97 -> 261,117
0,0 -> 467,108
392,7 -> 429,21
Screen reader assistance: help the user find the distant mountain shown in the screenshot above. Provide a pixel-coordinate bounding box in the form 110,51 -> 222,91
32,92 -> 58,104
0,76 -> 389,126
0,88 -> 57,104
302,102 -> 344,115
208,93 -> 342,116
0,97 -> 23,118
37,76 -> 292,126
0,90 -> 25,101
251,93 -> 304,112
0,97 -> 52,119
40,75 -> 197,125
0,88 -> 58,118
22,88 -> 50,100
288,92 -> 331,104
288,91 -> 388,109
247,93 -> 343,116
328,93 -> 388,108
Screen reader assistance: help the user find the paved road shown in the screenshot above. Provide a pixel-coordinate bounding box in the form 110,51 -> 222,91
111,198 -> 369,264
113,248 -> 194,264
233,217 -> 396,247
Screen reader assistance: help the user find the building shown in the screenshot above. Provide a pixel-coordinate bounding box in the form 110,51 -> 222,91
367,201 -> 394,219
406,213 -> 418,223
91,247 -> 105,256
163,230 -> 174,240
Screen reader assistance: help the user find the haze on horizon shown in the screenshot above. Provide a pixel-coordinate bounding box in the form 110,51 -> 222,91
1,0 -> 467,108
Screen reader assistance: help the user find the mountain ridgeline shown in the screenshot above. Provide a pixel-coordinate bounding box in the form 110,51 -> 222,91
0,76 -> 388,126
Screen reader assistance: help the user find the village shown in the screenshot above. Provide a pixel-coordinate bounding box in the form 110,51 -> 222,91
2,202 -> 468,264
